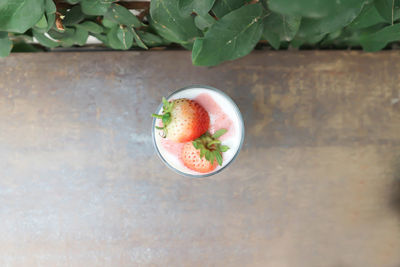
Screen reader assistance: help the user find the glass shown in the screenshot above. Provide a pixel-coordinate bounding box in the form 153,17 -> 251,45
152,85 -> 245,178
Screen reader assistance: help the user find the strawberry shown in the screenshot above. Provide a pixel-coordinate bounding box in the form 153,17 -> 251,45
182,129 -> 230,173
152,97 -> 209,143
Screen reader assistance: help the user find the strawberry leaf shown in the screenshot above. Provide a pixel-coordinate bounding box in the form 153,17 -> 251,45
152,97 -> 175,138
168,101 -> 174,112
192,141 -> 199,149
212,129 -> 227,139
210,151 -> 216,165
161,97 -> 174,113
162,97 -> 169,108
205,150 -> 211,161
220,145 -> 230,152
215,151 -> 223,166
162,112 -> 171,125
200,147 -> 206,158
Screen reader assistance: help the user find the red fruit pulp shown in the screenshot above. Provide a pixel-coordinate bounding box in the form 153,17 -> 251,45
194,93 -> 234,140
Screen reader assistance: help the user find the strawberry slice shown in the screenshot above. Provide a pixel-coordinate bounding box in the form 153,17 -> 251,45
152,97 -> 209,143
182,129 -> 230,173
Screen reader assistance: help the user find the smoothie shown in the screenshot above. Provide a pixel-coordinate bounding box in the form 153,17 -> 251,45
152,86 -> 244,177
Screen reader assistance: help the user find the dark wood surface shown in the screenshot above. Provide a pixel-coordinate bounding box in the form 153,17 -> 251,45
1,51 -> 400,267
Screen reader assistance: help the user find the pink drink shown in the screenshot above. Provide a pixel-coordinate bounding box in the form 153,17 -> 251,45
152,85 -> 244,177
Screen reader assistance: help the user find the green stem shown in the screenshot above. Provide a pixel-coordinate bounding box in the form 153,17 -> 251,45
152,114 -> 163,119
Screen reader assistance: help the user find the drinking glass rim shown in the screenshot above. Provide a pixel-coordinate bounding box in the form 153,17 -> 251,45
151,84 -> 245,178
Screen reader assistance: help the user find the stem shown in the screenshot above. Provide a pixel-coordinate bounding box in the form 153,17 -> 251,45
151,114 -> 163,119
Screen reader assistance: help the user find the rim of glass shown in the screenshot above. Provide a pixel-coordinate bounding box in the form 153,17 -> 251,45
151,84 -> 245,178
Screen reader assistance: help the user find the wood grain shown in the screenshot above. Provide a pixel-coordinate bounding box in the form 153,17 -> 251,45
0,51 -> 399,267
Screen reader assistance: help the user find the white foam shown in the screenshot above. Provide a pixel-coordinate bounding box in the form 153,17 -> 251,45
153,87 -> 244,176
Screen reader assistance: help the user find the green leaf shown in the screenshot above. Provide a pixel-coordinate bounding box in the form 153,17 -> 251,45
81,0 -> 112,16
33,15 -> 49,33
192,141 -> 199,149
210,151 -> 216,165
263,13 -> 301,42
44,0 -> 55,32
63,5 -> 85,26
55,28 -> 76,47
200,147 -> 206,158
33,29 -> 59,48
220,145 -> 229,152
291,33 -> 326,47
60,38 -> 74,47
347,3 -> 387,30
0,32 -> 12,57
205,150 -> 211,161
179,0 -> 216,16
267,0 -> 368,18
321,29 -> 342,44
73,26 -> 88,45
46,13 -> 55,32
289,38 -> 304,48
10,33 -> 33,43
193,4 -> 265,66
162,97 -> 169,107
262,30 -> 280,49
215,151 -> 223,165
107,25 -> 133,50
92,33 -> 109,45
375,0 -> 400,23
181,42 -> 194,50
35,14 -> 48,29
296,0 -> 370,38
12,42 -> 42,52
102,17 -> 118,28
212,129 -> 227,139
117,27 -> 134,49
47,29 -> 66,40
268,0 -> 328,18
105,3 -> 141,28
212,0 -> 244,18
66,0 -> 81,4
0,0 -> 45,33
260,0 -> 268,10
137,31 -> 168,47
192,37 -> 204,58
49,26 -> 88,47
130,28 -> 148,49
76,21 -> 103,34
194,14 -> 216,31
360,23 -> 400,51
329,25 -> 383,47
45,0 -> 56,14
149,0 -> 201,45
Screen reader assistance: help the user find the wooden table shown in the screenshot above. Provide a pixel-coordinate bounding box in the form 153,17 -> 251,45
1,51 -> 399,267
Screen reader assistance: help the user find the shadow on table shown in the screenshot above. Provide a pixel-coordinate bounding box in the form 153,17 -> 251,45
390,155 -> 400,219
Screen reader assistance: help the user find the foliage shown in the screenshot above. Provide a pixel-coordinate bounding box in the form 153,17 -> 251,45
0,0 -> 400,66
